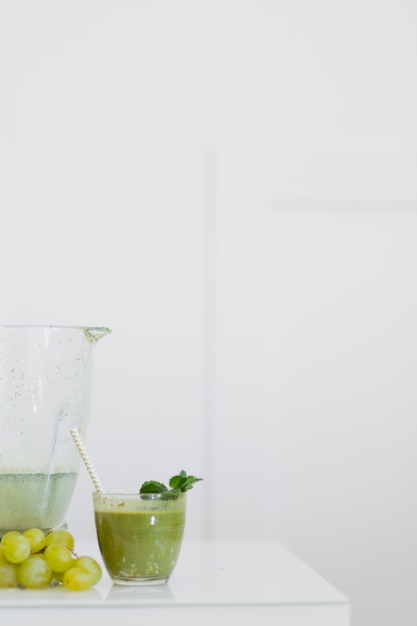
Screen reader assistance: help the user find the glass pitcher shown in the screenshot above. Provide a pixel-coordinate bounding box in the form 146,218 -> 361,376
0,325 -> 111,534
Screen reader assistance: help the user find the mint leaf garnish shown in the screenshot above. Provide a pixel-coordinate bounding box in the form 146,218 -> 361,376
139,480 -> 168,494
169,470 -> 203,492
139,471 -> 203,498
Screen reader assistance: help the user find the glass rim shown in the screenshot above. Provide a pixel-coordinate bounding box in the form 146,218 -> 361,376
93,491 -> 186,498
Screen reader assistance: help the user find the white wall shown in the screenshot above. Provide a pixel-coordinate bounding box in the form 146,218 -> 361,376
1,2 -> 417,625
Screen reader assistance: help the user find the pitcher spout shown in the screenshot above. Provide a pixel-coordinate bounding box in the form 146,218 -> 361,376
83,327 -> 112,343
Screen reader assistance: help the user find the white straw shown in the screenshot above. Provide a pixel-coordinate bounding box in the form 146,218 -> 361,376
70,427 -> 105,493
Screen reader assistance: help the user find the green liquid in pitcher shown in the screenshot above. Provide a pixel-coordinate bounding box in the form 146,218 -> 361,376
0,472 -> 78,534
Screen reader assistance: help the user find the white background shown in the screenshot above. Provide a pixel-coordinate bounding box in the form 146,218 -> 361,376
1,2 -> 417,625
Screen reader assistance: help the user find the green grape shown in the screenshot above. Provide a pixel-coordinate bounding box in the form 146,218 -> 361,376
17,555 -> 53,589
3,534 -> 31,564
23,528 -> 46,553
43,544 -> 74,573
45,529 -> 75,550
0,546 -> 19,588
0,530 -> 21,546
63,566 -> 95,591
0,561 -> 19,588
74,555 -> 102,585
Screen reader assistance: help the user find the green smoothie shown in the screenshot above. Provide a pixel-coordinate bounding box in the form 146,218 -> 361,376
93,492 -> 186,584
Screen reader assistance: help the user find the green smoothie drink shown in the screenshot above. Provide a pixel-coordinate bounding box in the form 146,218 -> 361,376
93,492 -> 186,585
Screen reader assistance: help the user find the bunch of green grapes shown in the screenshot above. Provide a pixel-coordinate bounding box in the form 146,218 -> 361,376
0,528 -> 101,590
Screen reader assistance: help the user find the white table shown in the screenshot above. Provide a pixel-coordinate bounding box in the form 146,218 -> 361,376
0,540 -> 350,626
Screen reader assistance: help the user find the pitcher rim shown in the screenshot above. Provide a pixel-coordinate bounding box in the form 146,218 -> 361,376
0,325 -> 109,330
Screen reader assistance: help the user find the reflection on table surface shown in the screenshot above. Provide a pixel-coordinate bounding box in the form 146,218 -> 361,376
105,582 -> 175,603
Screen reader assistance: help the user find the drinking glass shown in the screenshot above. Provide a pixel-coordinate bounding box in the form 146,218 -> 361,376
93,491 -> 186,586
